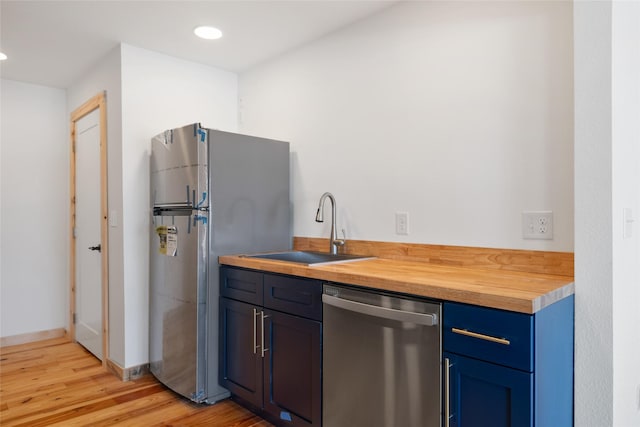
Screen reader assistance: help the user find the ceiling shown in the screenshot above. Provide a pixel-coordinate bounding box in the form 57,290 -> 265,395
0,0 -> 397,89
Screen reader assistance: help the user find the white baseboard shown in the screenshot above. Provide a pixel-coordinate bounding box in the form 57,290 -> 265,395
0,328 -> 68,348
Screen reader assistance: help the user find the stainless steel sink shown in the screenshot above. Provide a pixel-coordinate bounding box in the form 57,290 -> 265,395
243,251 -> 374,266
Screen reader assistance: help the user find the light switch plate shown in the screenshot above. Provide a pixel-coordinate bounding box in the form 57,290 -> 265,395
395,212 -> 409,235
623,208 -> 634,238
109,210 -> 118,227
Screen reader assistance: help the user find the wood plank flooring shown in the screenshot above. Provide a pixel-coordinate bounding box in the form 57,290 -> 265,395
0,338 -> 273,426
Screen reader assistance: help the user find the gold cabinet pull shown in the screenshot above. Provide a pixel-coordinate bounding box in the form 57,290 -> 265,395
451,327 -> 511,345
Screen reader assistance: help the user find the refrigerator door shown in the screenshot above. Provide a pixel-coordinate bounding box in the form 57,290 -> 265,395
149,214 -> 208,401
151,124 -> 208,210
207,129 -> 290,255
150,124 -> 209,402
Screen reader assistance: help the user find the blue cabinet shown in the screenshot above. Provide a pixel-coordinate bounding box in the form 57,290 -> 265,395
263,309 -> 321,426
219,267 -> 322,427
443,296 -> 574,427
444,352 -> 533,427
219,296 -> 264,407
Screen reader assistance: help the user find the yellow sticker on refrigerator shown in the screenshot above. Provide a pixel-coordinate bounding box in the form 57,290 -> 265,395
156,225 -> 178,256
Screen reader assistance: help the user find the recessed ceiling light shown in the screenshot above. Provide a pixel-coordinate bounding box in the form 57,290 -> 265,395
194,26 -> 222,40
0,52 -> 7,61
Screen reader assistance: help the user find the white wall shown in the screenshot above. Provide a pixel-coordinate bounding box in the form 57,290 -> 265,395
67,45 -> 125,364
239,1 -> 574,252
574,1 -> 613,423
119,44 -> 238,367
611,1 -> 640,425
0,79 -> 68,337
574,1 -> 640,426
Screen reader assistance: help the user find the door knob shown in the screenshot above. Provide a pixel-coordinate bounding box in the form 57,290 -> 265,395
88,244 -> 101,252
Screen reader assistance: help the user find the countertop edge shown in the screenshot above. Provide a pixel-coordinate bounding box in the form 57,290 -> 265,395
531,281 -> 576,312
218,255 -> 575,314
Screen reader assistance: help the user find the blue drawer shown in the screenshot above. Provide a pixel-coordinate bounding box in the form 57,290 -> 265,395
264,273 -> 323,321
220,266 -> 263,306
444,302 -> 533,372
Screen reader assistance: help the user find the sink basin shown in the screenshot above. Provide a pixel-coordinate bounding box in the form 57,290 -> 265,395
243,251 -> 374,266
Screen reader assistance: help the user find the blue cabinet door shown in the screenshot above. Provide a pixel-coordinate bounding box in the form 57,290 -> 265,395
445,352 -> 533,427
219,297 -> 263,408
263,309 -> 322,427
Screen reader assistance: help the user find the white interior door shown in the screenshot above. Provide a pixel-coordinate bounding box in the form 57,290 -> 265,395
75,109 -> 103,360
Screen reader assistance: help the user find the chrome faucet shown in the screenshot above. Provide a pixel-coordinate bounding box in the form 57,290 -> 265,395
315,192 -> 345,255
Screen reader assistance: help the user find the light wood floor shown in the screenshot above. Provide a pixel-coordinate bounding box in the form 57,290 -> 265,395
0,337 -> 273,426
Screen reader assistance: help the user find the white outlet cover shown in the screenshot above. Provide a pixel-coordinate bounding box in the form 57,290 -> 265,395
522,211 -> 553,240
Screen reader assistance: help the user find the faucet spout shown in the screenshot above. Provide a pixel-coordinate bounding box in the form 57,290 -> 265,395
315,192 -> 345,255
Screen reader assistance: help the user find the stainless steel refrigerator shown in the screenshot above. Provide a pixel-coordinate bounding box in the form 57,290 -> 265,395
149,123 -> 290,403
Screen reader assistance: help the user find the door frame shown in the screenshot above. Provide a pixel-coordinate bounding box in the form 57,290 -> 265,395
69,92 -> 109,366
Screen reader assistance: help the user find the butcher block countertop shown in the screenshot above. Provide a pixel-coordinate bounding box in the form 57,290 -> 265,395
218,237 -> 575,314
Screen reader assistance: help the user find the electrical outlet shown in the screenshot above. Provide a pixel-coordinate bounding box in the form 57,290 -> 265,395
396,212 -> 409,235
522,211 -> 553,240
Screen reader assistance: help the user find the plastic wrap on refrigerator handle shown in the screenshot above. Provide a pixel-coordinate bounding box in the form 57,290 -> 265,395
193,215 -> 207,226
196,192 -> 207,208
160,129 -> 173,145
198,128 -> 207,143
192,123 -> 207,142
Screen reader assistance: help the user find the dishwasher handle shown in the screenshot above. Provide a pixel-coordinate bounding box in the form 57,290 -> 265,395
322,294 -> 438,326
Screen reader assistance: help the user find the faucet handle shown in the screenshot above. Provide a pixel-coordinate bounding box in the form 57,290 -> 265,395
333,229 -> 346,252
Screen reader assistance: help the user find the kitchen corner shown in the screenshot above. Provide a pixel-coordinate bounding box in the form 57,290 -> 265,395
219,236 -> 575,427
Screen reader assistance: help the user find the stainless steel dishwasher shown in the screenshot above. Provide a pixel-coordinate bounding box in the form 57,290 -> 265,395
322,283 -> 442,427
